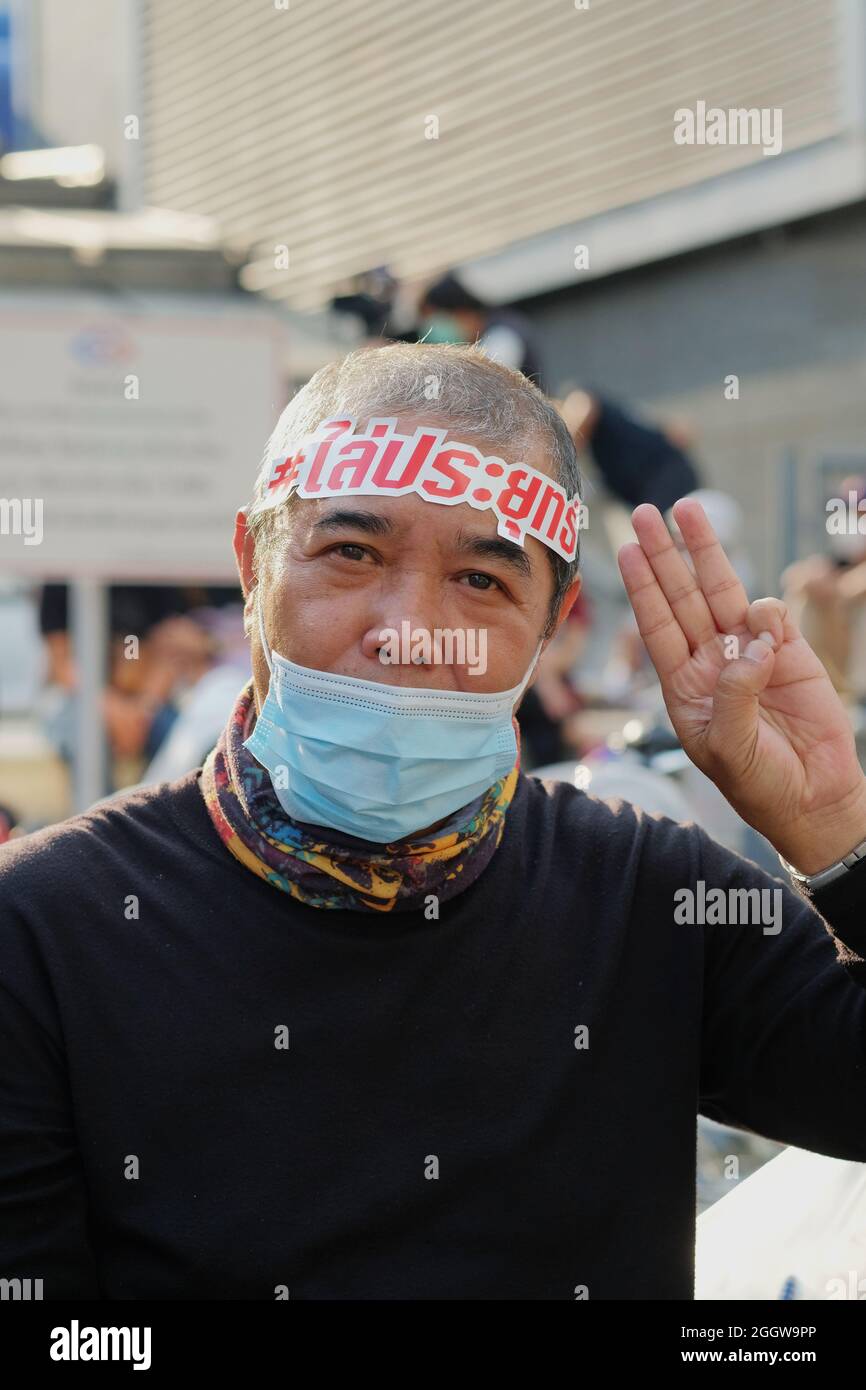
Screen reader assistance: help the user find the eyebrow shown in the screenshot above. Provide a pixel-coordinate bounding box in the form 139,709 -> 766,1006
454,528 -> 534,580
309,508 -> 395,537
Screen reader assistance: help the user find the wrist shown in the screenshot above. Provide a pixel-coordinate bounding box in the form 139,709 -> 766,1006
772,778 -> 866,877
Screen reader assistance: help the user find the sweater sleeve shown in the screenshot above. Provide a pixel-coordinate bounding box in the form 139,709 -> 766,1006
0,950 -> 102,1298
696,829 -> 866,1159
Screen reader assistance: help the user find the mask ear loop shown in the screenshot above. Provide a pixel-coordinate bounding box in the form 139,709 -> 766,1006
255,588 -> 273,675
506,637 -> 545,775
511,637 -> 545,707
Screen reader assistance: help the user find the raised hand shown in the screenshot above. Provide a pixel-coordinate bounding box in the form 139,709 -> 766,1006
618,498 -> 866,874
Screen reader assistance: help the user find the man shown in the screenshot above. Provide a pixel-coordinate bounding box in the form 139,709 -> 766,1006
559,386 -> 699,515
1,343 -> 864,1301
782,476 -> 866,702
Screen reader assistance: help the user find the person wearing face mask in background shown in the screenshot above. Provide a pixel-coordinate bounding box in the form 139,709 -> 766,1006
418,270 -> 700,518
418,270 -> 547,386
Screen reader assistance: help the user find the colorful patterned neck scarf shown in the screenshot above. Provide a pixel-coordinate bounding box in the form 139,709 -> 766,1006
200,680 -> 519,913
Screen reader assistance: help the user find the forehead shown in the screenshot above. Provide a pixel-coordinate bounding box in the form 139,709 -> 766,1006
295,487 -> 507,543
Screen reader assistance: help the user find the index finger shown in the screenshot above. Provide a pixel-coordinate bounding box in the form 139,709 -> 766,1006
670,497 -> 749,633
618,539 -> 690,679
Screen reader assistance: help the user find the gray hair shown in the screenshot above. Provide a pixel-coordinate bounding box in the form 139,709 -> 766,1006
247,341 -> 581,634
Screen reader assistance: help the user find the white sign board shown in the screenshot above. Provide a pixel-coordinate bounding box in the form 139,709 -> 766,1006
0,296 -> 284,580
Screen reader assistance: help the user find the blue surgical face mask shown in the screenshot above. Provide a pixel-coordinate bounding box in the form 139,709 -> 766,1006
243,594 -> 543,844
421,312 -> 470,344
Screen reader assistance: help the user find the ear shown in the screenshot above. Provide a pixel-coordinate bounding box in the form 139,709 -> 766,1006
233,509 -> 257,597
543,575 -> 583,648
234,510 -> 270,707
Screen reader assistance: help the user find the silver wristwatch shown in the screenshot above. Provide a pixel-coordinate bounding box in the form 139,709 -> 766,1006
779,835 -> 866,891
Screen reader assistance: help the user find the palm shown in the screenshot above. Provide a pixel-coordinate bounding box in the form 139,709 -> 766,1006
618,500 -> 863,836
667,620 -> 852,823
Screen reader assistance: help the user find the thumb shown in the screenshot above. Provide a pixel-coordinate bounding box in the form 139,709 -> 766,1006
708,637 -> 775,766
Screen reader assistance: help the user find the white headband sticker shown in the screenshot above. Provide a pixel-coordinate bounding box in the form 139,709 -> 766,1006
259,417 -> 583,561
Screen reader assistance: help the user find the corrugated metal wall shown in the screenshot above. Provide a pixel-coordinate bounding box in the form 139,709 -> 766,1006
140,0 -> 842,309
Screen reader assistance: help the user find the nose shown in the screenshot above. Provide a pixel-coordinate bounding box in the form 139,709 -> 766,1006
361,619 -> 439,667
359,570 -> 445,672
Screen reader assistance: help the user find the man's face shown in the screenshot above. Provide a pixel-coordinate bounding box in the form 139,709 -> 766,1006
234,414 -> 581,705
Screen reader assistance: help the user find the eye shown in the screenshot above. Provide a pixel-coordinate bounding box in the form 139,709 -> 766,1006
330,543 -> 370,562
460,571 -> 500,591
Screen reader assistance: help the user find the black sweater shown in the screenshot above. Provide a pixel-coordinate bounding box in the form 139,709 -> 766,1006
0,770 -> 864,1300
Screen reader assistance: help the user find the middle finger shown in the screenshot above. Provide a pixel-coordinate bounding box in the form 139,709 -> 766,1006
670,496 -> 749,635
631,504 -> 719,650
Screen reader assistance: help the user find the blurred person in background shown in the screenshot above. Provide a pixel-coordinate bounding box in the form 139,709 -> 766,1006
331,265 -> 409,342
38,582 -> 241,773
783,477 -> 866,704
138,602 -> 251,786
556,387 -> 700,517
419,269 -> 700,515
515,594 -> 591,766
418,270 -> 547,384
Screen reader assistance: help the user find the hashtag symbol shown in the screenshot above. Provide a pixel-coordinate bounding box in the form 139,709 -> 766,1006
268,450 -> 305,491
